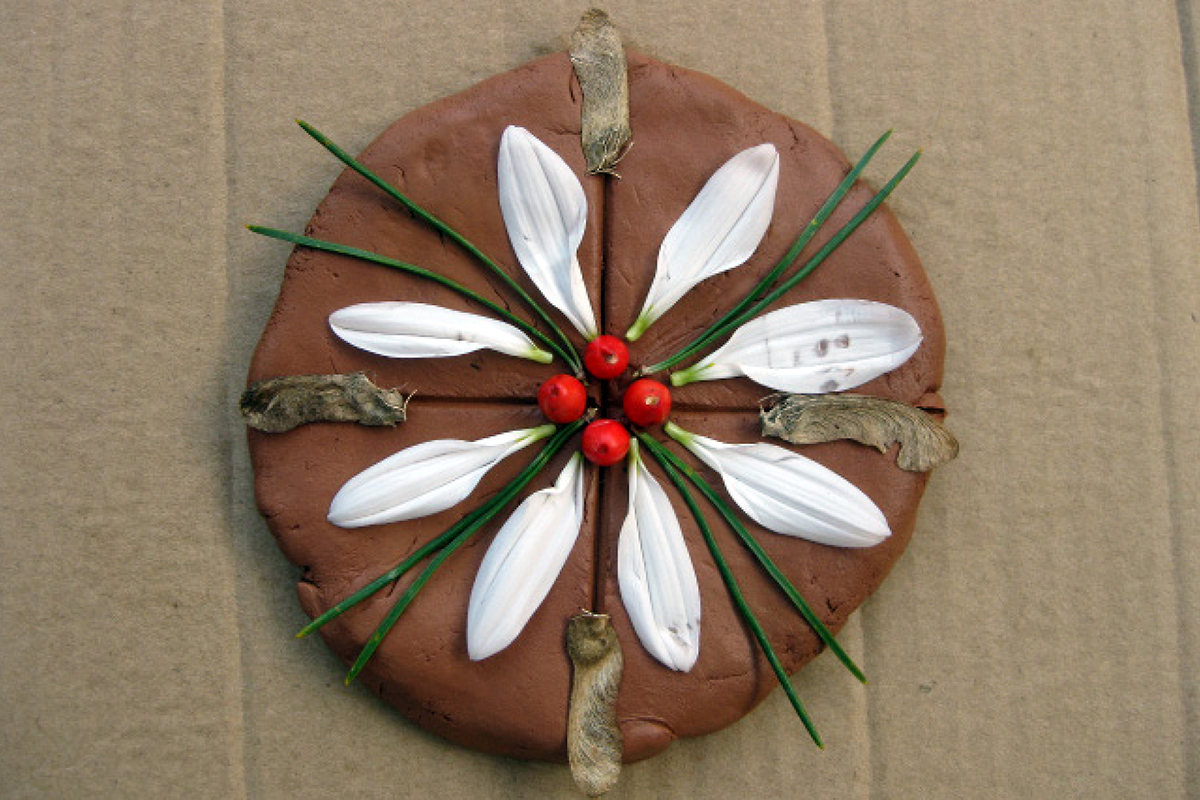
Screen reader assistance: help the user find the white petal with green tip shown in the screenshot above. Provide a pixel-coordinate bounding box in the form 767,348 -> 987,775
330,302 -> 552,363
618,441 -> 701,671
628,143 -> 780,340
467,454 -> 586,660
667,424 -> 890,548
497,125 -> 598,339
328,425 -> 554,529
673,299 -> 921,392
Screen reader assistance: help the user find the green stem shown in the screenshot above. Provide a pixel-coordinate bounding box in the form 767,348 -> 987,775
339,417 -> 586,684
648,149 -> 922,377
298,420 -> 583,640
639,130 -> 891,373
297,524 -> 460,640
248,226 -> 574,370
638,435 -> 823,747
639,433 -> 864,683
296,424 -> 564,639
343,527 -> 460,685
296,120 -> 583,374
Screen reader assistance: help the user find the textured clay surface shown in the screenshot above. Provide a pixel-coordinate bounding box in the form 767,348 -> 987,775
247,50 -> 945,763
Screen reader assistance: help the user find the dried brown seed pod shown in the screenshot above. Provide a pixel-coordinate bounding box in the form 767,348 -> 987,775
761,393 -> 958,472
240,372 -> 407,433
570,9 -> 631,175
567,612 -> 623,796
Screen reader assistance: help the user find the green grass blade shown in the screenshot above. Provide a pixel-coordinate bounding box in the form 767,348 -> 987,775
344,529 -> 464,684
247,225 -> 576,369
653,149 -> 921,377
296,120 -> 582,374
296,529 -> 457,639
639,433 -> 822,747
641,435 -> 865,683
339,417 -> 586,683
642,130 -> 892,375
297,418 -> 585,640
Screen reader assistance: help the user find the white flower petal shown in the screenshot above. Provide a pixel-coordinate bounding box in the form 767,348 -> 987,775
467,454 -> 586,660
497,126 -> 598,339
330,302 -> 551,363
618,440 -> 701,671
628,143 -> 780,340
677,299 -> 922,392
328,425 -> 554,529
668,425 -> 890,548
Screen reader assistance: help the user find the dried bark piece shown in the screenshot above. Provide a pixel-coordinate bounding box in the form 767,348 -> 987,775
567,612 -> 623,796
569,8 -> 630,175
240,373 -> 407,433
761,394 -> 958,472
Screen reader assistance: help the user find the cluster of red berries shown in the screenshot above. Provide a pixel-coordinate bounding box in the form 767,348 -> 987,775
536,335 -> 672,466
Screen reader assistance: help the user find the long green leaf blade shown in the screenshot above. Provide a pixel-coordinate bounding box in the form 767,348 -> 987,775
643,130 -> 893,374
639,434 -> 823,747
340,418 -> 586,683
296,120 -> 582,373
641,434 -> 865,683
246,225 -> 576,369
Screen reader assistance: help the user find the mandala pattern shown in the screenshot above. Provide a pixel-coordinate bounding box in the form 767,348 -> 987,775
246,52 -> 945,762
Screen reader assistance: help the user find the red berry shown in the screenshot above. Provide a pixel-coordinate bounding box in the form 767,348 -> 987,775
622,378 -> 672,427
581,419 -> 630,466
537,374 -> 587,423
584,335 -> 630,380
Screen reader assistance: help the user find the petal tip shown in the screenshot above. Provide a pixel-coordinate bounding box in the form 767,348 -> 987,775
748,141 -> 780,162
466,632 -> 501,662
500,124 -> 527,142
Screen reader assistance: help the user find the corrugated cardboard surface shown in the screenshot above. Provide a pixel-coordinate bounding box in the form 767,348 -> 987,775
2,0 -> 1197,797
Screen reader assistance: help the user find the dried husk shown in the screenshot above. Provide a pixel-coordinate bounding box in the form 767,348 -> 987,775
240,372 -> 407,433
569,9 -> 630,175
761,393 -> 958,472
567,612 -> 623,796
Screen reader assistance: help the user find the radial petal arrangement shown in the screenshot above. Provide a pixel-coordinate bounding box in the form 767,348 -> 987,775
467,453 -> 587,660
266,116 -> 928,750
497,125 -> 599,340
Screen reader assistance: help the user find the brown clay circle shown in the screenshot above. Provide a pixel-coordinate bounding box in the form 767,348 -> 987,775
247,51 -> 945,763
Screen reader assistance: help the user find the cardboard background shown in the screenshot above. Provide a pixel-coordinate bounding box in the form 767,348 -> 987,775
3,1 -> 1197,797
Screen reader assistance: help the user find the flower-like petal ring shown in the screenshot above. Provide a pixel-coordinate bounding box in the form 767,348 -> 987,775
324,127 -> 921,671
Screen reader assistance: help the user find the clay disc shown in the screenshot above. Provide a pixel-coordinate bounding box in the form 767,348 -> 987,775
247,50 -> 945,763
